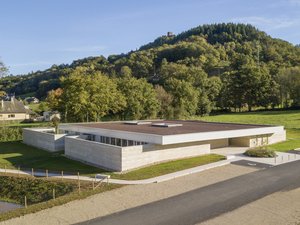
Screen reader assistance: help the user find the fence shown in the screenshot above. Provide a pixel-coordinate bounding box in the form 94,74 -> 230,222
0,163 -> 110,209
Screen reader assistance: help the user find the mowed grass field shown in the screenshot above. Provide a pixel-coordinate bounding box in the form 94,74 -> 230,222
200,110 -> 300,152
0,142 -> 106,175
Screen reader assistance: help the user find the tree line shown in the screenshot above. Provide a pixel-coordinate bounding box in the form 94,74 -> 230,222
1,23 -> 300,122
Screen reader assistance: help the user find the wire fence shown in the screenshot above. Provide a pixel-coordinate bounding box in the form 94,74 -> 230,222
0,163 -> 110,183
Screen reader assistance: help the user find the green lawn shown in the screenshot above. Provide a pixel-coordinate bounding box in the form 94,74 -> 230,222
109,154 -> 225,180
27,103 -> 41,113
199,110 -> 300,152
0,142 -> 225,180
0,142 -> 106,175
0,121 -> 49,128
200,110 -> 300,129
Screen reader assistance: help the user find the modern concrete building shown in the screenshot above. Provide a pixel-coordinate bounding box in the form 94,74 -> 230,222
23,120 -> 286,171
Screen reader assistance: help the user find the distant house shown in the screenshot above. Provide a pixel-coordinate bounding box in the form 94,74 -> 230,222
25,97 -> 39,104
167,31 -> 175,37
43,111 -> 61,122
0,96 -> 33,121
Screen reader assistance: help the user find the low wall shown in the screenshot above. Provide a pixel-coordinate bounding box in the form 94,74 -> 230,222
65,136 -> 122,171
202,138 -> 229,149
23,128 -> 66,152
229,130 -> 286,147
64,136 -> 211,171
121,143 -> 211,171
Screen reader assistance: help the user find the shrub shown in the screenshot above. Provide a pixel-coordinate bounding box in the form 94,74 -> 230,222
0,176 -> 75,204
0,127 -> 22,142
244,148 -> 277,158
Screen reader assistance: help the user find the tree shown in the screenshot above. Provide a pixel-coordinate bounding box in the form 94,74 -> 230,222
154,85 -> 174,119
0,60 -> 8,78
276,67 -> 300,107
58,67 -> 126,122
198,76 -> 222,115
165,78 -> 199,118
117,75 -> 159,120
46,88 -> 63,111
51,116 -> 60,134
0,90 -> 7,98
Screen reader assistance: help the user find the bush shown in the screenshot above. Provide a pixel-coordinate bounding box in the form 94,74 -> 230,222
0,127 -> 22,142
244,148 -> 277,158
0,176 -> 75,204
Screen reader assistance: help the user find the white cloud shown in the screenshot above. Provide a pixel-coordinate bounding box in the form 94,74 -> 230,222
231,16 -> 300,30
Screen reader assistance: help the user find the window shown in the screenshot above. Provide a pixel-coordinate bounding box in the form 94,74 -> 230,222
8,114 -> 15,118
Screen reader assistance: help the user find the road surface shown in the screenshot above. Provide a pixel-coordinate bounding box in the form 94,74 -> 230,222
78,160 -> 300,225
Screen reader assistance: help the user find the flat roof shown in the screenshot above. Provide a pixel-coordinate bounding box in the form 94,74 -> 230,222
73,120 -> 271,136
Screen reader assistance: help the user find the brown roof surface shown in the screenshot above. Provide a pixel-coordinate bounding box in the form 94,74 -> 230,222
0,99 -> 28,114
76,120 -> 271,136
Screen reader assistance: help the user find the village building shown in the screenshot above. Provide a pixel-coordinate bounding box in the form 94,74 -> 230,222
0,96 -> 33,121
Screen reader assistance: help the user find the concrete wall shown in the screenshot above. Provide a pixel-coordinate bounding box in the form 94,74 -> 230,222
121,143 -> 210,171
229,130 -> 286,148
64,136 -> 210,171
202,139 -> 229,149
65,136 -> 122,171
23,128 -> 66,152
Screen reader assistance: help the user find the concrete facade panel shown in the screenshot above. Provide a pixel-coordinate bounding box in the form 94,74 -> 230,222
23,128 -> 65,152
121,143 -> 210,171
65,136 -> 122,171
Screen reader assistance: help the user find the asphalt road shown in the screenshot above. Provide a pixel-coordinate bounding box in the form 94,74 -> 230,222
77,160 -> 300,225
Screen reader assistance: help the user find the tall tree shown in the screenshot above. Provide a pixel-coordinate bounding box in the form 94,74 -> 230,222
0,60 -> 8,78
165,78 -> 199,118
117,75 -> 159,120
56,67 -> 126,122
154,85 -> 174,119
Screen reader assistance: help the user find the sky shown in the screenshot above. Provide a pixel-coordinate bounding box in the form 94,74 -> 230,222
0,0 -> 300,75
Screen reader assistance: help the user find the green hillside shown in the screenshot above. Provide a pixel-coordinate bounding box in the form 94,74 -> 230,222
1,23 -> 300,121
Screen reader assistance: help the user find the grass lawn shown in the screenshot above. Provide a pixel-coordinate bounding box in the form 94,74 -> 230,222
200,110 -> 300,129
109,154 -> 225,180
0,174 -> 121,222
0,142 -> 106,175
199,110 -> 300,152
0,122 -> 49,128
27,103 -> 41,113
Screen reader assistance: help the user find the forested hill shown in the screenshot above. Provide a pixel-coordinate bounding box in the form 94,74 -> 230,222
1,23 -> 300,118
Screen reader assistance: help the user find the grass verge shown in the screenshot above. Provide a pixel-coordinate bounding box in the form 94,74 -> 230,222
109,154 -> 225,180
0,142 -> 107,175
0,174 -> 121,222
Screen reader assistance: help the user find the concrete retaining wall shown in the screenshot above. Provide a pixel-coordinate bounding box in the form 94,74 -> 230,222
65,136 -> 122,171
121,143 -> 210,171
64,136 -> 211,171
229,130 -> 286,147
202,139 -> 229,149
23,128 -> 66,152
